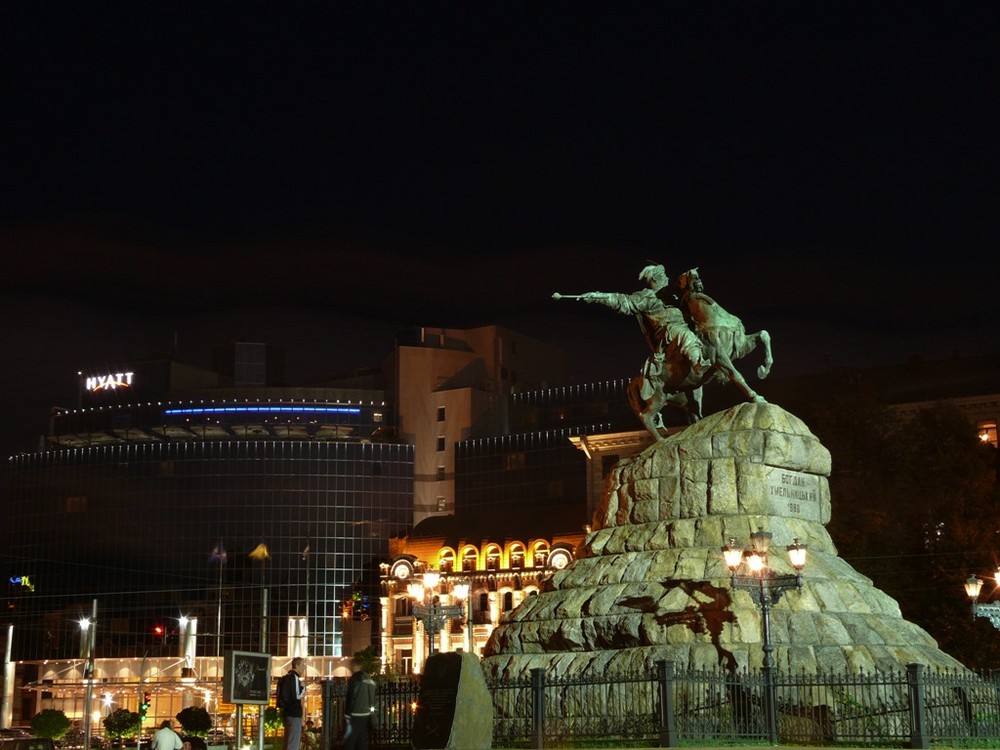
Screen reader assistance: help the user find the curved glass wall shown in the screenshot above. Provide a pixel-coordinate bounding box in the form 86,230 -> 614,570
4,438 -> 413,661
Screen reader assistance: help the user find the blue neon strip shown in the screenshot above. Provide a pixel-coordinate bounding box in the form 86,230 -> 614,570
164,406 -> 362,416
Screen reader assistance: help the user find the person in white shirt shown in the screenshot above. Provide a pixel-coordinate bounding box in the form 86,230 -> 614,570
152,721 -> 183,750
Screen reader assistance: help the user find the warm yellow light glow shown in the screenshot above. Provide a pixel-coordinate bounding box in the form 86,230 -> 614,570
423,570 -> 440,590
406,582 -> 425,602
965,575 -> 984,600
786,539 -> 807,570
746,552 -> 766,573
722,540 -> 742,570
452,581 -> 470,600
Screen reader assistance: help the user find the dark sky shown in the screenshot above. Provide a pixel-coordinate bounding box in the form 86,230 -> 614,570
3,4 -> 999,457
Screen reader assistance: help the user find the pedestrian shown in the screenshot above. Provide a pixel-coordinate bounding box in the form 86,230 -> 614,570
151,721 -> 183,750
278,657 -> 306,750
344,659 -> 376,750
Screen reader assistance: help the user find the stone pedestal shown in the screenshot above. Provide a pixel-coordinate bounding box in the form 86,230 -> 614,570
481,403 -> 966,679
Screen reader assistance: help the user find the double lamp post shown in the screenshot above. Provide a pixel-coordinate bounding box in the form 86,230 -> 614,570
407,570 -> 474,661
722,528 -> 808,743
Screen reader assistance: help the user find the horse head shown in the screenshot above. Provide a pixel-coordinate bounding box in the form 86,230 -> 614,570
677,267 -> 701,294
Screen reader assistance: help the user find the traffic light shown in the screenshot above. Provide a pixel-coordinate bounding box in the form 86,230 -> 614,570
139,691 -> 151,720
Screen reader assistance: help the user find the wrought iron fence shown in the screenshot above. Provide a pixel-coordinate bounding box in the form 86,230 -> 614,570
330,661 -> 1000,748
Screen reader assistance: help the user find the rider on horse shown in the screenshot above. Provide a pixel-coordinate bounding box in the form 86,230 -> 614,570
579,263 -> 710,403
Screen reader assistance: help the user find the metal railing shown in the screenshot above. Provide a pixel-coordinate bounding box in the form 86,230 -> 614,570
328,661 -> 1000,748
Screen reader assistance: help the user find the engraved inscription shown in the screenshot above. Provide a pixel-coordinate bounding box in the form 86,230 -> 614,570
764,467 -> 819,520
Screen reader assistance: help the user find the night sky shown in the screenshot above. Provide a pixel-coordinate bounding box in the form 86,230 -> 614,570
3,4 -> 999,460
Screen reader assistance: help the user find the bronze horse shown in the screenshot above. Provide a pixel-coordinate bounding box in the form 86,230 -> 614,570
627,267 -> 773,439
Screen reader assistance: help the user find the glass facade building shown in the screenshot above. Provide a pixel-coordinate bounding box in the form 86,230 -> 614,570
3,357 -> 414,669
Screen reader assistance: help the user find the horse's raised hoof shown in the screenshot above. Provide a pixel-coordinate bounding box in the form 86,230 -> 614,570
757,365 -> 771,379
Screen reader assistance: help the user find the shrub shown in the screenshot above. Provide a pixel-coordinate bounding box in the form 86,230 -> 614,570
31,709 -> 72,740
175,706 -> 212,737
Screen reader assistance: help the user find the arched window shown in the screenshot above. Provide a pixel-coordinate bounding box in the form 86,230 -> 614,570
509,543 -> 525,569
438,549 -> 455,573
462,547 -> 478,572
485,545 -> 502,570
532,543 -> 550,568
502,591 -> 514,611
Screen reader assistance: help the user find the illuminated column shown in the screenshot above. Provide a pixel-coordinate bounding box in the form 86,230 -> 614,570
287,617 -> 307,659
179,617 -> 198,678
379,595 -> 391,671
412,619 -> 425,673
488,592 -> 499,627
2,624 -> 13,729
438,606 -> 450,654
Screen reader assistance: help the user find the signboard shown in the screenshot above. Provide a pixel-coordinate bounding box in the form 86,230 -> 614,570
222,650 -> 271,705
764,467 -> 821,521
84,372 -> 134,392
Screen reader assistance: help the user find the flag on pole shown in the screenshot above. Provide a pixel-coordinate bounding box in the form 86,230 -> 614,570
209,542 -> 228,564
248,542 -> 270,561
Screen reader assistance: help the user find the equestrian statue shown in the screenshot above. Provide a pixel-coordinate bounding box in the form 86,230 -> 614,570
552,263 -> 773,441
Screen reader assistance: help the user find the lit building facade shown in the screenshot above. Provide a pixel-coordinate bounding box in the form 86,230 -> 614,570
378,380 -> 653,674
379,524 -> 582,674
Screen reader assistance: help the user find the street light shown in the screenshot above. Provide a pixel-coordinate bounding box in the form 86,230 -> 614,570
409,570 -> 463,658
78,599 -> 97,750
964,568 -> 1000,629
722,529 -> 807,743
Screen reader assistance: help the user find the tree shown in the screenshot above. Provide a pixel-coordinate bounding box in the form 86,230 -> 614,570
817,392 -> 1000,670
352,646 -> 380,677
175,706 -> 212,737
103,708 -> 141,742
31,709 -> 71,740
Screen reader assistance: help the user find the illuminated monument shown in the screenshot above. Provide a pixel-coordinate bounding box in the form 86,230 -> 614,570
481,266 -> 968,679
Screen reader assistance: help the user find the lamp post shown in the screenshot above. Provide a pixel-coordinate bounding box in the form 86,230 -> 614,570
409,570 -> 463,661
722,529 -> 807,744
78,599 -> 97,750
964,568 -> 1000,629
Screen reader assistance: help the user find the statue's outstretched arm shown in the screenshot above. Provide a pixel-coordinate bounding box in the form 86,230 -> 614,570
552,291 -> 613,303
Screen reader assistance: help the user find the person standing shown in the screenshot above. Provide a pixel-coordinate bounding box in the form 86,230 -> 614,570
344,660 -> 376,750
151,721 -> 183,750
279,657 -> 306,750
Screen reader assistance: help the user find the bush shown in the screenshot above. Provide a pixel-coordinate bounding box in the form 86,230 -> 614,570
103,708 -> 140,741
31,709 -> 72,740
262,707 -> 281,736
175,706 -> 212,737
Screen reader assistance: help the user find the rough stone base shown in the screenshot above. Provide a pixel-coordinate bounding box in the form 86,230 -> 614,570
481,403 -> 966,680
